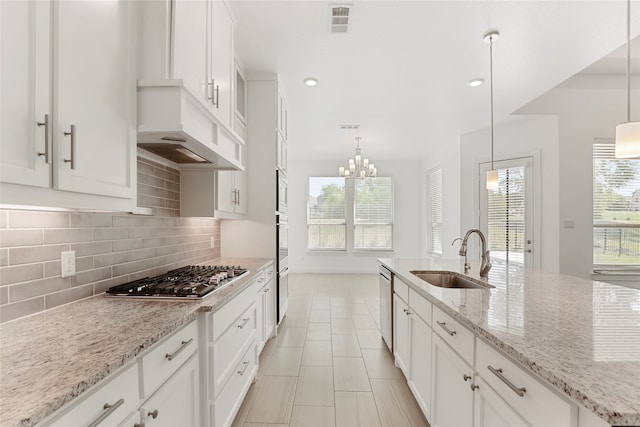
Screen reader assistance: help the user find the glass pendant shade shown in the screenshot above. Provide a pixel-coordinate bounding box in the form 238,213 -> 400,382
486,169 -> 498,190
615,122 -> 640,158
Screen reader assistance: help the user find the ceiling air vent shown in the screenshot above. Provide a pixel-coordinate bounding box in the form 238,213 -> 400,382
330,4 -> 351,33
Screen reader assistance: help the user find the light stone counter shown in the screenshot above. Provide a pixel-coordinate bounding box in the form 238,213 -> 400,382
0,258 -> 273,427
379,257 -> 640,426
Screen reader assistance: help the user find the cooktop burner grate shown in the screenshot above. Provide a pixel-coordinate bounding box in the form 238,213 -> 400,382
105,265 -> 249,299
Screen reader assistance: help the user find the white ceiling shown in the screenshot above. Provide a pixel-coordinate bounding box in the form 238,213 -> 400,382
229,0 -> 640,162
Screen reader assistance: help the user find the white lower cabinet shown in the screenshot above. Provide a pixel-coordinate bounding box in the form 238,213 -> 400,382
408,311 -> 432,419
474,376 -> 528,427
430,333 -> 475,427
393,293 -> 410,376
137,354 -> 200,427
256,263 -> 275,354
46,363 -> 139,427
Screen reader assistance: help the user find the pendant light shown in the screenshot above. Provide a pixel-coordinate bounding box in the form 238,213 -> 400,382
615,0 -> 640,158
485,30 -> 500,190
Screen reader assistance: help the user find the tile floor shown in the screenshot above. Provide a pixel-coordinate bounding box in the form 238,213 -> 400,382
231,273 -> 429,427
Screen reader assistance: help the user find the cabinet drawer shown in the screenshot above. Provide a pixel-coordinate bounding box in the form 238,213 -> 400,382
212,303 -> 257,397
141,320 -> 198,397
476,339 -> 576,427
432,306 -> 474,364
409,288 -> 432,326
47,363 -> 139,427
394,276 -> 409,302
213,343 -> 257,427
213,276 -> 259,340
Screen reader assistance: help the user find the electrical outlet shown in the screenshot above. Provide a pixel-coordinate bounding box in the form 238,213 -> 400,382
210,237 -> 215,249
61,251 -> 76,278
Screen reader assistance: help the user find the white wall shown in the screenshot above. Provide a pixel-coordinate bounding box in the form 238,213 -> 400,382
288,159 -> 422,273
517,76 -> 638,279
459,115 -> 560,273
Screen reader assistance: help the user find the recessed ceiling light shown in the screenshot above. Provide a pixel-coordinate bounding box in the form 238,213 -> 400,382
468,78 -> 484,87
303,77 -> 318,87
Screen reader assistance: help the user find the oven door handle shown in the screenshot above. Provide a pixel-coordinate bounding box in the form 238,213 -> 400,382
279,268 -> 289,278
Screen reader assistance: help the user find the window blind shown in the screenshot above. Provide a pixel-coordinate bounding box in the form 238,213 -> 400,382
487,166 -> 526,264
426,169 -> 443,254
354,177 -> 393,250
593,140 -> 640,268
307,177 -> 346,250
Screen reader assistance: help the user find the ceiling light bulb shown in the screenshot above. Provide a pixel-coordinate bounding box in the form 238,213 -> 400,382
468,78 -> 484,87
303,77 -> 318,87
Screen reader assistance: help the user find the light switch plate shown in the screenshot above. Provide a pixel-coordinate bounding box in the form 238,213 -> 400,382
61,251 -> 76,278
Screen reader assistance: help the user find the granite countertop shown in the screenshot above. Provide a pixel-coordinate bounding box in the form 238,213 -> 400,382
379,257 -> 640,426
0,257 -> 273,427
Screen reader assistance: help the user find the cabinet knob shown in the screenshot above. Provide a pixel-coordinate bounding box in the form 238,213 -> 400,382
148,409 -> 159,419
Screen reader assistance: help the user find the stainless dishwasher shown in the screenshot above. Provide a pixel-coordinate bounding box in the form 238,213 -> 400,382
379,265 -> 393,352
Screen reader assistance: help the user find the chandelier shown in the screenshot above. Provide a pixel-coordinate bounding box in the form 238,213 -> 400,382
338,137 -> 377,178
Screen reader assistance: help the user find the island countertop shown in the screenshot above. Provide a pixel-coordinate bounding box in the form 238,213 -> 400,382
0,257 -> 273,427
378,257 -> 640,426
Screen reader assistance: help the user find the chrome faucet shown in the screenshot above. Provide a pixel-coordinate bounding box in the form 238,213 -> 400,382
453,229 -> 492,278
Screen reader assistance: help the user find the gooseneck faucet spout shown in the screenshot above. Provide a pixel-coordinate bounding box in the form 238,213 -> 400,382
457,229 -> 492,278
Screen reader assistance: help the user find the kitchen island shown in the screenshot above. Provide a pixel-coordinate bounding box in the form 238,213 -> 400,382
0,258 -> 273,427
379,257 -> 640,426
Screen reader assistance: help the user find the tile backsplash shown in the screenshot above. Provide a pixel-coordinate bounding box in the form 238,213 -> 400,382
0,156 -> 221,323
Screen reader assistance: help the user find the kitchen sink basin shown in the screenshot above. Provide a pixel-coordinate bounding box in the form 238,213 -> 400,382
410,271 -> 494,289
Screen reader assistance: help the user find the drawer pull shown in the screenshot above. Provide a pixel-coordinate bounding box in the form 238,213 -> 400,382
63,124 -> 76,169
148,409 -> 159,419
87,398 -> 124,427
263,288 -> 269,293
463,374 -> 472,382
36,114 -> 50,163
488,365 -> 527,397
238,360 -> 249,376
165,338 -> 193,361
436,321 -> 457,336
470,383 -> 479,391
237,317 -> 250,329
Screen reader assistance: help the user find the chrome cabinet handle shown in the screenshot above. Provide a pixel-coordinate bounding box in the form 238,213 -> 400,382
237,360 -> 249,376
232,189 -> 236,205
87,398 -> 124,427
237,317 -> 250,329
63,124 -> 76,169
403,308 -> 411,315
436,321 -> 456,336
208,79 -> 219,108
463,374 -> 472,382
263,287 -> 269,293
236,189 -> 240,205
36,114 -> 50,163
165,338 -> 193,361
470,383 -> 479,391
148,409 -> 159,419
488,365 -> 526,397
134,423 -> 145,427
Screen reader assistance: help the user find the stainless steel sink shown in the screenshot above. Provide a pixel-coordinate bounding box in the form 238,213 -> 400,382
410,271 -> 494,289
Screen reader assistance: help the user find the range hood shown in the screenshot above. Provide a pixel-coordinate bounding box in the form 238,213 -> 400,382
137,80 -> 244,170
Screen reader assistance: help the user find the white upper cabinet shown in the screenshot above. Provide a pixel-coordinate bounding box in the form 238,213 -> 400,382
209,0 -> 234,129
172,0 -> 208,100
0,0 -> 51,188
1,0 -> 136,206
53,0 -> 136,199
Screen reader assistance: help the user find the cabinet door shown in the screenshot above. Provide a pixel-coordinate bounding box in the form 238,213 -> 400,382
256,284 -> 265,352
172,0 -> 208,100
234,171 -> 247,214
264,276 -> 275,339
409,313 -> 432,420
53,0 -> 135,199
0,0 -> 51,187
277,132 -> 287,174
216,170 -> 235,213
474,377 -> 529,427
393,294 -> 410,376
140,355 -> 200,427
209,0 -> 233,128
430,334 -> 474,427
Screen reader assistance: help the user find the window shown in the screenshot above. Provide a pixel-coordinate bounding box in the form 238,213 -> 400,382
307,177 -> 393,251
355,177 -> 393,250
593,139 -> 640,269
480,157 -> 533,266
426,168 -> 443,254
307,177 -> 346,250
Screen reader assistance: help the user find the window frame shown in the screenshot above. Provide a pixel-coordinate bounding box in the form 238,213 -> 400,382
307,177 -> 347,251
426,167 -> 443,255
